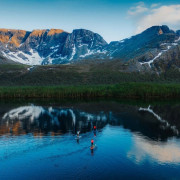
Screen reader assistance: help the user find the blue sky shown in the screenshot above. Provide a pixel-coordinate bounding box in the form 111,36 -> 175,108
0,0 -> 180,42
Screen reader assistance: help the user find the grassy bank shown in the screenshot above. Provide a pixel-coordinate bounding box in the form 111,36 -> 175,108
0,83 -> 179,99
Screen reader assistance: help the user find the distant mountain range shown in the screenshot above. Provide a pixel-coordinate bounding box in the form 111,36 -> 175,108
0,25 -> 180,73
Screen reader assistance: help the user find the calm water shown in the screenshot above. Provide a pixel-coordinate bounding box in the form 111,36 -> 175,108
0,100 -> 180,180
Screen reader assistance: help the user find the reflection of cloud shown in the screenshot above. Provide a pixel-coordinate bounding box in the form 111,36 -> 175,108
128,134 -> 180,163
128,3 -> 180,33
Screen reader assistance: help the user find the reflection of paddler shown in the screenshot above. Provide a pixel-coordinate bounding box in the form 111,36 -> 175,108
93,126 -> 97,137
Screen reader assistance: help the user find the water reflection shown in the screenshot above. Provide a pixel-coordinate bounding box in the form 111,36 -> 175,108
1,105 -> 110,136
128,134 -> 180,164
139,105 -> 179,135
0,103 -> 180,140
0,101 -> 180,179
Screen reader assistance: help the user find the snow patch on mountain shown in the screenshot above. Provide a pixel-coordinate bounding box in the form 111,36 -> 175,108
69,45 -> 76,61
78,44 -> 88,48
140,52 -> 163,67
50,45 -> 60,49
80,49 -> 94,58
2,49 -> 43,65
140,40 -> 180,67
79,49 -> 107,58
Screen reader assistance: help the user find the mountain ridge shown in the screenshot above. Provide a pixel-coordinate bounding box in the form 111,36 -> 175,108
0,25 -> 180,73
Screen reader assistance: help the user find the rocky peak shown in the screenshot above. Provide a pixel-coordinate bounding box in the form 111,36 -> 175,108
158,28 -> 163,35
23,29 -> 68,49
9,30 -> 29,47
58,29 -> 107,61
142,25 -> 174,37
161,25 -> 175,34
30,29 -> 47,37
0,29 -> 29,47
47,29 -> 65,36
70,29 -> 107,47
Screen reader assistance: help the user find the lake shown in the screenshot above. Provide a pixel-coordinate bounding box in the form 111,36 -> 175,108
0,99 -> 180,179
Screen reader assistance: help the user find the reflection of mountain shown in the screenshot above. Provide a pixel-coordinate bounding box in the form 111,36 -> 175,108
1,105 -> 112,136
0,103 -> 180,140
139,105 -> 179,135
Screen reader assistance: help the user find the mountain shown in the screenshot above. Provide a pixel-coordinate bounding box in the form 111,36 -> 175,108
0,25 -> 180,73
0,28 -> 107,65
101,25 -> 180,73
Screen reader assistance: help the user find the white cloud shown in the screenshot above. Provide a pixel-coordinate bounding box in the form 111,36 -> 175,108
150,3 -> 161,8
128,2 -> 148,16
128,3 -> 180,34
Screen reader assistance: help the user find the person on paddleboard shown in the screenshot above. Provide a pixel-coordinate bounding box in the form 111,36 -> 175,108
91,139 -> 94,146
77,131 -> 80,137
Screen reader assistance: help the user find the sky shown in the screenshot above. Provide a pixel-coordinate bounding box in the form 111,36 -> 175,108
0,0 -> 180,43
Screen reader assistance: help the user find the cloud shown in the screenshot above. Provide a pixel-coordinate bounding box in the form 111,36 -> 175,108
128,3 -> 180,34
128,2 -> 148,16
150,3 -> 161,8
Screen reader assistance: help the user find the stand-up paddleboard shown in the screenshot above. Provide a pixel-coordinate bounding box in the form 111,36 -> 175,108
75,136 -> 82,140
90,144 -> 96,150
